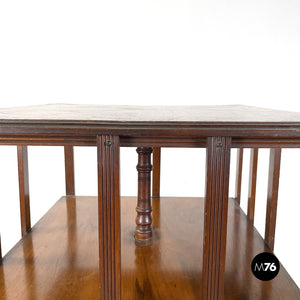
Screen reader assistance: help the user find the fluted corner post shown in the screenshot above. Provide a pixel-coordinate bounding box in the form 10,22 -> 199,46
135,147 -> 153,240
97,135 -> 121,300
202,137 -> 231,300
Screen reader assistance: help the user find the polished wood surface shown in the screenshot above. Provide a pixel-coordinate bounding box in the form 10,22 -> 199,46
265,148 -> 281,251
135,147 -> 153,240
0,196 -> 299,300
152,147 -> 161,198
17,145 -> 31,237
64,146 -> 75,196
202,137 -> 231,300
0,197 -> 100,300
247,148 -> 258,224
97,135 -> 121,300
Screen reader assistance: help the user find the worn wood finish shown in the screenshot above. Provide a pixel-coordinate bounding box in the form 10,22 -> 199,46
17,145 -> 31,237
97,135 -> 121,300
64,145 -> 75,196
1,196 -> 299,300
3,104 -> 300,123
152,147 -> 161,198
234,148 -> 243,204
202,137 -> 231,300
0,236 -> 2,261
135,147 -> 153,240
247,148 -> 258,224
2,105 -> 300,140
265,148 -> 282,251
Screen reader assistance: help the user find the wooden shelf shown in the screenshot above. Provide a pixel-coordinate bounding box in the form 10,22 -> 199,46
0,196 -> 299,299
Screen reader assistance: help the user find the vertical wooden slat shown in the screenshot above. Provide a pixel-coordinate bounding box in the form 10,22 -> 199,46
152,147 -> 161,197
0,235 -> 2,260
64,146 -> 75,196
0,236 -> 5,298
17,145 -> 31,237
202,137 -> 231,300
265,148 -> 281,251
235,148 -> 243,204
247,148 -> 258,224
97,135 -> 121,300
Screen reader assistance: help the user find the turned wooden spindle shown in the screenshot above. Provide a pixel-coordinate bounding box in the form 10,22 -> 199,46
135,147 -> 153,240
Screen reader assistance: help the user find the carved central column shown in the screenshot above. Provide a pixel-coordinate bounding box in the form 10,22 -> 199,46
135,147 -> 153,240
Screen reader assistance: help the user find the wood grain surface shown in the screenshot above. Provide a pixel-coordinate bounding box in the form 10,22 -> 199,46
0,196 -> 299,300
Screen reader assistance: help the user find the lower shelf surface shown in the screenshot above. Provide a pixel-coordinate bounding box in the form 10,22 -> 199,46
0,196 -> 299,299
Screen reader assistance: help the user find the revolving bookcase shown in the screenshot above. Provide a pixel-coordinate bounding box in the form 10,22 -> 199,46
0,104 -> 299,299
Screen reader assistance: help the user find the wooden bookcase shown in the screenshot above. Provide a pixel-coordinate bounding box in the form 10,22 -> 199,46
0,104 -> 299,299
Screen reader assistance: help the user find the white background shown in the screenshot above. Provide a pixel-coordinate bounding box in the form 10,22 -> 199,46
1,0 -> 300,289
